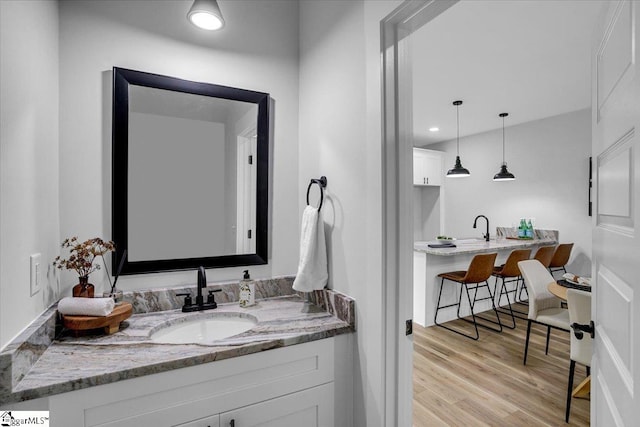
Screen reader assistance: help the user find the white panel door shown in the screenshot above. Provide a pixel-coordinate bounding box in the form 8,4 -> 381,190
235,132 -> 257,254
592,1 -> 640,425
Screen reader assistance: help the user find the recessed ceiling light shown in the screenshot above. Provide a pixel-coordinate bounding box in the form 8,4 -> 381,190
429,127 -> 439,132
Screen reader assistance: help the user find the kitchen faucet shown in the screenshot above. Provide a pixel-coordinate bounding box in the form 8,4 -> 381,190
473,215 -> 490,242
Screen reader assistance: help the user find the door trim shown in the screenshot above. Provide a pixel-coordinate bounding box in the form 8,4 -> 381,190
380,1 -> 458,425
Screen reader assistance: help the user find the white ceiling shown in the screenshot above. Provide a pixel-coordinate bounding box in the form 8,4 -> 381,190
412,0 -> 607,146
65,0 -> 298,59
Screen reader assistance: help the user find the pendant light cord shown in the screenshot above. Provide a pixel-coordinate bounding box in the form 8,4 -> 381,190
502,114 -> 505,164
456,103 -> 460,155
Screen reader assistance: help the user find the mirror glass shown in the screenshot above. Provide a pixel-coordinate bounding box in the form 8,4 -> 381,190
112,68 -> 269,274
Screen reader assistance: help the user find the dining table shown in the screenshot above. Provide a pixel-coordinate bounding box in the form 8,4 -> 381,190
547,279 -> 591,399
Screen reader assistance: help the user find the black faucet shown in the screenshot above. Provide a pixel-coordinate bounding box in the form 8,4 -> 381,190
177,266 -> 221,312
196,266 -> 207,306
473,215 -> 490,242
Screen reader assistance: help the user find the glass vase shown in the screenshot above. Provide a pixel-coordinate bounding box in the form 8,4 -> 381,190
72,275 -> 94,298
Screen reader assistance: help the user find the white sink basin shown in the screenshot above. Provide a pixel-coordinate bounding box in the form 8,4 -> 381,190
150,314 -> 257,344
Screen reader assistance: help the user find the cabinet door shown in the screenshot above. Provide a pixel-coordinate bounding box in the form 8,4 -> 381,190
413,148 -> 442,186
219,383 -> 333,427
412,148 -> 425,185
423,152 -> 442,186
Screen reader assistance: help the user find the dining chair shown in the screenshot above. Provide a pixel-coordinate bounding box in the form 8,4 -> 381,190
518,245 -> 556,302
435,252 -> 501,340
517,259 -> 570,364
549,243 -> 574,276
566,289 -> 592,423
493,249 -> 531,328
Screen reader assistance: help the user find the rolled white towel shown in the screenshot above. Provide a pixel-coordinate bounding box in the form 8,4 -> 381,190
58,297 -> 115,317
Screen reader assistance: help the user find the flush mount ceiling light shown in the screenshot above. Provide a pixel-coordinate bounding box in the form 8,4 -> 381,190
429,127 -> 439,132
188,0 -> 225,31
493,112 -> 516,181
446,100 -> 470,178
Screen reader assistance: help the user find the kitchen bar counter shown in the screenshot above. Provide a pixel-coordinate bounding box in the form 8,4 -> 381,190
414,236 -> 557,256
414,228 -> 558,256
0,279 -> 354,404
413,229 -> 558,327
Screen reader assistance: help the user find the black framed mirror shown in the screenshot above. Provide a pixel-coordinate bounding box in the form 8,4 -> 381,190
112,67 -> 269,274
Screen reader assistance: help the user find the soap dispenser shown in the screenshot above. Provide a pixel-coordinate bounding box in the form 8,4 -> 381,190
239,270 -> 255,307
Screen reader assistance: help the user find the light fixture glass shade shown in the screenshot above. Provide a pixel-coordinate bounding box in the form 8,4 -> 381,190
447,155 -> 471,177
493,163 -> 515,181
188,0 -> 225,30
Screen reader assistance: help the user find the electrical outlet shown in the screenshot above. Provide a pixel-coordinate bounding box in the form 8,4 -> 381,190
30,253 -> 42,296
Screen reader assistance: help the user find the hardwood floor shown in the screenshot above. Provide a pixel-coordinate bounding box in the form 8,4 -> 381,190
412,306 -> 590,426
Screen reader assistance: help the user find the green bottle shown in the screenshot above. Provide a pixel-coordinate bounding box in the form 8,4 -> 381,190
518,218 -> 526,238
526,219 -> 534,239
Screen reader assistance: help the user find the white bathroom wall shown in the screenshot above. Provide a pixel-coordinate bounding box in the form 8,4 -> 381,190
0,0 -> 61,349
58,0 -> 300,293
428,109 -> 592,275
299,1 -> 401,425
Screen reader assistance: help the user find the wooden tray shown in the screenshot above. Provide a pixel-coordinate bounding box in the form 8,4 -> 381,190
62,302 -> 132,335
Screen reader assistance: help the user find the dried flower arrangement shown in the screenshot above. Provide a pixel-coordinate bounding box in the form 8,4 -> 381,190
53,237 -> 116,279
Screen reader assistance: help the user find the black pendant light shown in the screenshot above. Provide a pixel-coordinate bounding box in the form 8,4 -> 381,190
446,100 -> 470,178
493,112 -> 515,181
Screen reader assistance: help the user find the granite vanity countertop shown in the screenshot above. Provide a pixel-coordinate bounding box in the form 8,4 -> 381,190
1,293 -> 354,404
414,237 -> 558,256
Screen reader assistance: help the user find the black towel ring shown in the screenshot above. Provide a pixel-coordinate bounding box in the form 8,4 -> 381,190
306,176 -> 327,211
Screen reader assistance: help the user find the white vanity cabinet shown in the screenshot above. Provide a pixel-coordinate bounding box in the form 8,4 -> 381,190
46,338 -> 346,427
219,383 -> 333,427
413,148 -> 443,186
175,414 -> 220,427
174,383 -> 332,427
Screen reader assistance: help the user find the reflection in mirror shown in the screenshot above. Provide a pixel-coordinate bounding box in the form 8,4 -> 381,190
112,67 -> 269,274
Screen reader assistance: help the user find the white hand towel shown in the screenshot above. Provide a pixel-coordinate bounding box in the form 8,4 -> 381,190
293,205 -> 328,292
58,297 -> 115,317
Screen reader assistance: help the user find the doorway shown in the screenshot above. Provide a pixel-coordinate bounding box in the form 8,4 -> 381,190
381,1 -> 603,425
236,126 -> 257,254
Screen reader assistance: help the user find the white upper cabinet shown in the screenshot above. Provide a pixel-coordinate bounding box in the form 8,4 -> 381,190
413,148 -> 443,186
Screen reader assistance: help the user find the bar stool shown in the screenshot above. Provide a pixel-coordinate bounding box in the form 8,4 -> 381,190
434,252 -> 501,340
518,245 -> 555,302
549,243 -> 574,276
493,249 -> 531,328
